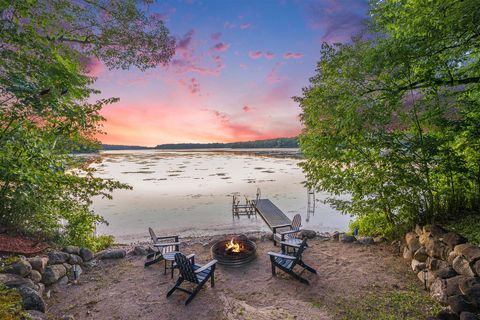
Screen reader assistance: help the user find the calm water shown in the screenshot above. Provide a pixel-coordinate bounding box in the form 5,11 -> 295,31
89,149 -> 351,243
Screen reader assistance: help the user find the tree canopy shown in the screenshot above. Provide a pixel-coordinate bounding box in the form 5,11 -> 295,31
0,0 -> 175,248
297,0 -> 480,237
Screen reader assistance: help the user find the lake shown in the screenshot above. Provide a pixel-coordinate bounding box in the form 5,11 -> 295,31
89,149 -> 351,243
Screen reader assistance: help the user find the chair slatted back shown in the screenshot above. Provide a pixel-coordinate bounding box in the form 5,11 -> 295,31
149,227 -> 157,243
292,214 -> 301,230
175,253 -> 198,284
290,239 -> 308,269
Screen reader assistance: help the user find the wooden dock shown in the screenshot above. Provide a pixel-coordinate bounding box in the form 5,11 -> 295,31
252,199 -> 292,231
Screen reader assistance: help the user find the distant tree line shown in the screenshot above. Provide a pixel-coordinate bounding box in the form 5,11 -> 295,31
154,137 -> 299,149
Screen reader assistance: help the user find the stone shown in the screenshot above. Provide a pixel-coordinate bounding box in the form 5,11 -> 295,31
68,254 -> 83,265
453,256 -> 475,277
16,286 -> 46,312
443,232 -> 467,250
27,257 -> 48,273
357,236 -> 374,245
373,236 -> 386,244
426,238 -> 450,260
42,264 -> 66,285
97,249 -> 127,259
449,251 -> 460,265
459,312 -> 479,320
463,285 -> 480,306
339,234 -> 356,243
0,273 -> 35,289
403,246 -> 413,260
414,247 -> 429,262
447,276 -> 469,297
434,267 -> 458,279
459,277 -> 480,295
9,259 -> 32,277
79,247 -> 94,262
448,295 -> 476,315
430,278 -> 448,304
436,310 -> 461,320
35,283 -> 45,296
62,263 -> 72,272
412,259 -> 427,272
29,270 -> 42,283
62,246 -> 80,255
415,224 -> 424,237
427,257 -> 449,271
418,270 -> 436,288
331,231 -> 340,241
27,310 -> 48,320
132,246 -> 148,256
420,232 -> 432,246
473,260 -> 480,277
47,251 -> 70,265
69,265 -> 82,281
405,232 -> 421,252
454,244 -> 480,263
298,229 -> 317,239
56,276 -> 69,286
424,225 -> 448,239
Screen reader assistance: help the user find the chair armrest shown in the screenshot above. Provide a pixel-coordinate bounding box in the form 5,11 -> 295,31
280,229 -> 300,236
267,252 -> 296,260
194,260 -> 218,274
272,224 -> 292,234
153,242 -> 181,247
155,235 -> 179,240
279,241 -> 301,249
186,254 -> 195,263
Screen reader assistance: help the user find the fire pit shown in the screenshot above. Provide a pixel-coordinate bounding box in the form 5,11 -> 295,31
211,235 -> 257,267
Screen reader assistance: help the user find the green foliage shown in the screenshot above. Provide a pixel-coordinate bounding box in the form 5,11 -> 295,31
349,212 -> 409,240
0,285 -> 27,320
447,214 -> 480,245
297,0 -> 480,236
155,137 -> 299,149
335,285 -> 442,320
0,1 -> 174,249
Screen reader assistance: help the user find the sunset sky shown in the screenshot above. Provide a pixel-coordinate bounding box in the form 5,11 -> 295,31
92,0 -> 369,146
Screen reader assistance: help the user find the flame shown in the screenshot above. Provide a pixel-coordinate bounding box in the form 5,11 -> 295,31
225,238 -> 241,253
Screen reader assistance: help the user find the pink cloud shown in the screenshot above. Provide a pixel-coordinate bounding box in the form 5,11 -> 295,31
240,23 -> 251,30
178,77 -> 201,95
248,51 -> 263,59
239,63 -> 248,70
82,57 -> 104,76
242,105 -> 250,112
265,52 -> 275,59
152,7 -> 176,21
224,21 -> 235,29
211,42 -> 230,52
283,52 -> 304,59
176,29 -> 195,51
208,109 -> 261,140
267,62 -> 286,84
210,32 -> 222,40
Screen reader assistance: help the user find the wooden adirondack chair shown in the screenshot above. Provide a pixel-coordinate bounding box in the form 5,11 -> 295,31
268,239 -> 317,285
145,228 -> 180,275
273,214 -> 302,250
166,253 -> 218,305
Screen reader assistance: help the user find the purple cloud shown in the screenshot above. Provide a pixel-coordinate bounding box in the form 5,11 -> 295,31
211,42 -> 230,52
176,29 -> 195,50
211,32 -> 222,40
283,52 -> 304,59
240,23 -> 251,30
267,62 -> 286,84
248,51 -> 263,59
224,21 -> 235,29
265,52 -> 275,59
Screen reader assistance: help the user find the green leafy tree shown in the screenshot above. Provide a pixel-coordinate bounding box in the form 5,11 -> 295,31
0,0 -> 175,248
297,0 -> 480,237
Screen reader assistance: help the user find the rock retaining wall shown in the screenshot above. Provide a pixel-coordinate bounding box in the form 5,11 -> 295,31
403,225 -> 480,319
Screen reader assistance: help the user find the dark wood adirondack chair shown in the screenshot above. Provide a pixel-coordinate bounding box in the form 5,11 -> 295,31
273,214 -> 302,250
268,239 -> 317,285
167,253 -> 218,305
145,228 -> 180,275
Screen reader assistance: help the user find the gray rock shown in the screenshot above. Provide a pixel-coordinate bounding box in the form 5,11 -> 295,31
62,246 -> 80,255
426,238 -> 450,260
27,257 -> 48,273
453,256 -> 475,277
427,257 -> 449,271
459,277 -> 480,295
430,278 -> 448,304
473,259 -> 480,277
405,232 -> 421,252
97,249 -> 126,259
27,310 -> 48,320
79,247 -> 94,262
448,294 -> 476,315
447,276 -> 469,297
459,312 -> 479,320
415,224 -> 424,237
412,259 -> 427,272
463,285 -> 480,306
373,236 -> 386,244
357,236 -> 374,245
69,264 -> 82,281
443,232 -> 467,250
418,270 -> 436,288
436,310 -> 461,320
16,286 -> 46,312
35,283 -> 45,296
132,246 -> 148,256
0,273 -> 35,289
68,254 -> 83,265
62,263 -> 72,272
298,229 -> 317,239
47,251 -> 70,265
9,259 -> 32,277
42,264 -> 66,285
433,267 -> 458,279
339,234 -> 356,243
29,270 -> 42,283
56,276 -> 69,286
403,246 -> 413,260
454,244 -> 480,263
414,247 -> 429,262
419,232 -> 431,246
423,225 -> 447,239
331,231 -> 340,241
449,251 -> 460,265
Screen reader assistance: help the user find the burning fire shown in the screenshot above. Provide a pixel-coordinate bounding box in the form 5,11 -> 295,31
225,238 -> 242,253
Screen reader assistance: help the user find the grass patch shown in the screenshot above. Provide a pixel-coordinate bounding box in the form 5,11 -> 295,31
334,285 -> 442,320
0,285 -> 27,320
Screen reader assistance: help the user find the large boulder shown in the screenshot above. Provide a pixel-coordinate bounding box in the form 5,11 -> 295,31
473,260 -> 480,277
79,247 -> 94,262
414,247 -> 429,262
68,254 -> 83,265
446,276 -> 469,297
27,257 -> 48,273
403,246 -> 413,260
459,312 -> 479,320
299,229 -> 317,239
424,225 -> 448,239
427,257 -> 449,271
29,270 -> 42,283
426,238 -> 450,260
97,249 -> 126,260
339,234 -> 356,243
16,286 -> 46,313
462,285 -> 480,306
8,259 -> 32,277
447,295 -> 476,315
418,270 -> 436,288
412,259 -> 427,272
434,267 -> 458,280
420,232 -> 432,246
415,224 -> 424,237
430,278 -> 448,304
436,310 -> 461,320
62,246 -> 80,255
405,232 -> 421,252
47,251 -> 70,265
459,277 -> 480,295
0,273 -> 35,289
453,256 -> 476,277
132,246 -> 148,256
454,244 -> 480,263
357,236 -> 374,245
42,264 -> 66,285
443,232 -> 467,250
